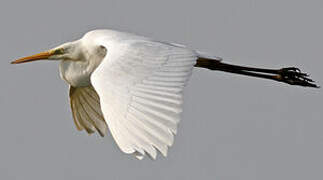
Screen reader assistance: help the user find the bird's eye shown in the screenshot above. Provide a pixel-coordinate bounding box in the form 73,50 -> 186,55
54,48 -> 64,55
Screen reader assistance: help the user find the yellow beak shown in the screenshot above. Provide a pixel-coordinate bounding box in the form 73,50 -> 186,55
11,50 -> 55,64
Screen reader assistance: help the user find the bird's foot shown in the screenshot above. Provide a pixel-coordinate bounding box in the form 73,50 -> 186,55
277,67 -> 319,88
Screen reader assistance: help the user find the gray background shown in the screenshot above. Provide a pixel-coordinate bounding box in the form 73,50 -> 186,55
0,0 -> 322,179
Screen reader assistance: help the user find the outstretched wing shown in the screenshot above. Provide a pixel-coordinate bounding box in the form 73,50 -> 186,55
91,40 -> 197,159
69,86 -> 108,137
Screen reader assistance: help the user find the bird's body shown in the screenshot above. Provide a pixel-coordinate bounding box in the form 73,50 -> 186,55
12,29 -> 318,160
59,30 -> 205,87
58,29 -> 201,159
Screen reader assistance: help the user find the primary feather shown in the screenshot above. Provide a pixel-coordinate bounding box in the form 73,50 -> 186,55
85,30 -> 198,159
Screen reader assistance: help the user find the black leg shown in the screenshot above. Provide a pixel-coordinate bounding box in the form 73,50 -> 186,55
195,58 -> 319,88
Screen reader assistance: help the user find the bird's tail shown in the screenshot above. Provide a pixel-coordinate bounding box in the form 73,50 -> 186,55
194,57 -> 319,88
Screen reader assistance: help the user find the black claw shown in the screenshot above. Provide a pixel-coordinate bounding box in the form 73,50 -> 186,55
278,67 -> 319,88
283,67 -> 300,72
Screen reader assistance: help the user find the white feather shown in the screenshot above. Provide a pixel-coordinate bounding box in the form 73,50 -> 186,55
88,30 -> 198,159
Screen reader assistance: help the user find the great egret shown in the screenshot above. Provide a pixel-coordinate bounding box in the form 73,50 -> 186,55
11,29 -> 318,159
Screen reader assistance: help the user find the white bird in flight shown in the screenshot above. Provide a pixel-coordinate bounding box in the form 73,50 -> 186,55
11,29 -> 318,159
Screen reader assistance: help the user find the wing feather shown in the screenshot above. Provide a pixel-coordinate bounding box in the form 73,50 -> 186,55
91,39 -> 197,159
75,97 -> 96,134
69,86 -> 107,136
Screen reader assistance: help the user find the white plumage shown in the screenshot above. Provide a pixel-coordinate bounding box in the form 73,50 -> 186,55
89,30 -> 198,159
13,29 -> 316,160
12,29 -> 207,159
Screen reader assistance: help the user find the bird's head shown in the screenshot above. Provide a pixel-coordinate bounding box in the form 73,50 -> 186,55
11,41 -> 82,64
